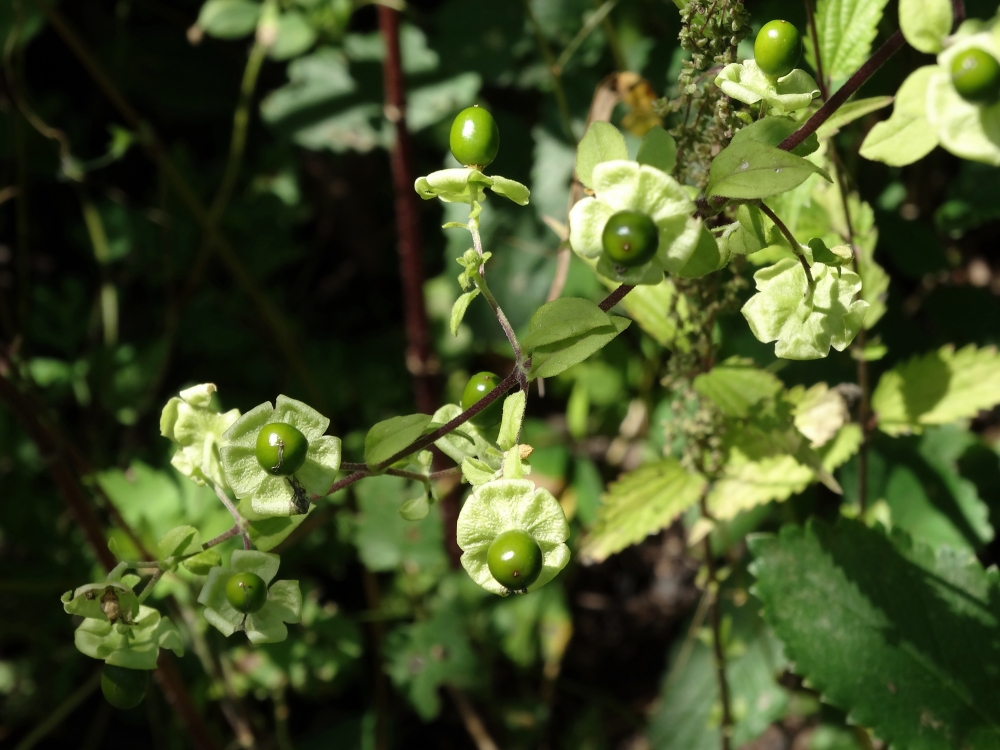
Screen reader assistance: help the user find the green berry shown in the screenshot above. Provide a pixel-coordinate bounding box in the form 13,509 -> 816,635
101,665 -> 149,710
461,371 -> 504,430
951,48 -> 1000,104
601,211 -> 660,268
487,529 -> 543,592
225,572 -> 268,614
754,20 -> 802,79
449,106 -> 500,169
255,422 -> 308,476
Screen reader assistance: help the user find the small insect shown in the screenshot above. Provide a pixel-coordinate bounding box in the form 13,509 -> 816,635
100,587 -> 121,624
288,476 -> 310,515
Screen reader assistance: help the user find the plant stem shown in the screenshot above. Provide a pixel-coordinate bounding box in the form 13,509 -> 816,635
14,670 -> 101,750
599,283 -> 634,311
340,463 -> 463,483
804,0 -> 829,100
204,524 -> 241,549
137,568 -> 164,604
953,0 -> 965,24
699,495 -> 732,750
779,30 -> 905,153
470,267 -> 523,364
210,482 -> 251,550
757,203 -> 814,288
379,5 -> 437,414
555,0 -> 620,74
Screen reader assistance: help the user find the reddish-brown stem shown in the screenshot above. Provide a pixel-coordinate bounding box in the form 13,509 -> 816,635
779,30 -> 905,153
758,203 -> 815,287
204,525 -> 242,549
379,6 -> 436,414
805,0 -> 829,100
599,284 -> 634,312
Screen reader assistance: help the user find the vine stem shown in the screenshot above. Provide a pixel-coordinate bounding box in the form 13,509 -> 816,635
13,669 -> 101,750
379,5 -> 436,414
470,266 -> 523,366
204,524 -> 242,549
700,494 -> 733,750
779,30 -> 905,153
804,0 -> 829,100
211,482 -> 251,550
757,203 -> 814,288
137,568 -> 164,604
599,283 -> 634,311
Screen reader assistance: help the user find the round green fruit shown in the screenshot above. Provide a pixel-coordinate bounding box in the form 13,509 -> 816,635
601,210 -> 660,268
226,572 -> 268,614
754,20 -> 802,79
488,529 -> 543,592
101,665 -> 149,710
461,371 -> 504,430
951,48 -> 1000,104
449,106 -> 500,168
255,422 -> 308,476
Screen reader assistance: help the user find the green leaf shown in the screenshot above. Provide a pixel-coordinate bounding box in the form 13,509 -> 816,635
715,61 -> 820,113
731,116 -> 818,157
414,168 -> 492,204
497,390 -> 526,452
488,174 -> 531,206
399,490 -> 430,521
450,290 -> 479,336
707,454 -> 816,521
636,126 -> 677,174
364,413 -> 432,469
872,345 -> 1000,435
706,141 -> 831,200
575,122 -> 627,189
385,605 -> 479,719
158,525 -> 202,561
750,518 -> 1000,750
805,0 -> 891,81
456,479 -> 570,596
74,606 -> 183,669
244,504 -> 314,552
528,316 -> 631,379
62,581 -> 140,623
182,549 -> 221,576
461,457 -> 497,486
859,67 -> 940,167
792,383 -> 850,448
431,404 -> 496,467
197,0 -> 260,39
520,297 -> 612,349
899,0 -> 952,53
580,460 -> 706,563
741,259 -> 869,360
675,225 -> 728,279
599,277 -> 684,350
693,358 -> 784,418
354,475 -> 448,573
807,237 -> 853,266
268,11 -> 318,61
927,43 -> 1000,167
160,382 -> 240,489
816,96 -> 894,138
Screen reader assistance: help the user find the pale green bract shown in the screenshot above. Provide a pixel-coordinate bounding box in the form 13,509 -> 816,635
414,168 -> 530,206
741,258 -> 869,360
198,550 -> 302,644
715,60 -> 820,114
220,395 -> 342,517
568,160 -> 701,286
456,478 -> 570,596
74,605 -> 184,670
160,383 -> 240,489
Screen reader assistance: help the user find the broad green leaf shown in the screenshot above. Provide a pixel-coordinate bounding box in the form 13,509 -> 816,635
528,316 -> 631,379
636,126 -> 677,174
364,414 -> 432,468
693,357 -> 784,418
805,0 -> 891,81
245,504 -> 314,552
707,454 -> 816,521
792,384 -> 849,448
461,457 -> 497,486
456,479 -> 570,596
575,122 -> 628,189
741,259 -> 868,360
927,44 -> 1000,167
860,67 -> 939,167
182,549 -> 221,575
385,604 -> 479,719
520,297 -> 612,349
579,460 -> 706,563
197,0 -> 260,39
731,116 -> 818,157
487,174 -> 530,206
414,168 -> 492,204
706,141 -> 831,200
354,475 -> 448,573
599,277 -> 686,351
158,525 -> 202,561
750,518 -> 1000,750
675,226 -> 728,279
899,0 -> 953,53
872,345 -> 1000,435
816,96 -> 894,138
268,11 -> 317,61
399,490 -> 430,521
497,390 -> 526,451
450,290 -> 479,336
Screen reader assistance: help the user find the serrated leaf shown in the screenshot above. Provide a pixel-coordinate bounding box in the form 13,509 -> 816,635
528,316 -> 631,379
497,391 -> 526,451
197,0 -> 260,39
158,525 -> 202,561
364,414 -> 432,469
636,126 -> 677,173
576,122 -> 628,189
900,0 -> 952,53
805,0 -> 891,81
873,345 -> 1000,435
750,518 -> 1000,750
693,357 -> 784,418
450,290 -> 479,336
580,460 -> 706,563
706,141 -> 831,200
520,297 -> 612,350
707,454 -> 816,521
860,67 -> 940,167
741,259 -> 868,360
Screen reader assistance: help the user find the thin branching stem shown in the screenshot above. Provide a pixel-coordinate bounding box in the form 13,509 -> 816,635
757,203 -> 815,288
203,525 -> 242,549
210,482 -> 251,550
137,568 -> 164,604
804,0 -> 829,100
